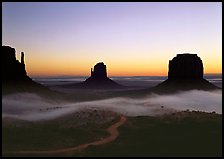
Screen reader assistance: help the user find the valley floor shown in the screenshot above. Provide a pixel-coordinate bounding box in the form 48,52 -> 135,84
2,111 -> 222,157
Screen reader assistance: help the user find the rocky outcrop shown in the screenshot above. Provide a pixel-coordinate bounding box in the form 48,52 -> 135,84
91,62 -> 107,79
2,46 -> 47,94
153,53 -> 218,93
2,46 -> 29,82
67,62 -> 123,89
168,54 -> 203,79
84,62 -> 123,89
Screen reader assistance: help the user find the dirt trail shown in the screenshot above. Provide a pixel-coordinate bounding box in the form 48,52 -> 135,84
4,115 -> 127,156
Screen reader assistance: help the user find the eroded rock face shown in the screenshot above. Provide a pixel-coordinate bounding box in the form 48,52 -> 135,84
67,62 -> 123,89
168,54 -> 203,79
2,46 -> 28,81
83,62 -> 122,89
152,53 -> 218,92
2,46 -> 48,95
91,62 -> 107,79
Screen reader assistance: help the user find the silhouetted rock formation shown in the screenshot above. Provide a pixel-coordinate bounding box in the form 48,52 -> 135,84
2,46 -> 47,94
2,46 -> 29,82
168,54 -> 203,79
91,62 -> 107,79
153,53 -> 219,93
67,62 -> 123,89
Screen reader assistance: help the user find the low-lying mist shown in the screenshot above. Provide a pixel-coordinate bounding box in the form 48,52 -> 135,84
2,89 -> 222,121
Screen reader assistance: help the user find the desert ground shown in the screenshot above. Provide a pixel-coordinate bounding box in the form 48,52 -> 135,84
2,80 -> 222,157
2,110 -> 222,157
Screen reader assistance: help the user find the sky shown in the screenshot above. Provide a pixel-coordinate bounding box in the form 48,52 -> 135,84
2,2 -> 222,77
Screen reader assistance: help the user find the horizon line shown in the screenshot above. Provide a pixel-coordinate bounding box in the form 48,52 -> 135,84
30,73 -> 222,78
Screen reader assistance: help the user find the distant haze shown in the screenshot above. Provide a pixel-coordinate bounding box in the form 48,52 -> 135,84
32,75 -> 222,88
2,2 -> 221,76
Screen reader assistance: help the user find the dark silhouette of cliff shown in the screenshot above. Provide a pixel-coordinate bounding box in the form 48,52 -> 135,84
66,62 -> 123,89
90,62 -> 107,79
2,46 -> 29,82
152,53 -> 219,93
2,46 -> 48,94
168,54 -> 204,79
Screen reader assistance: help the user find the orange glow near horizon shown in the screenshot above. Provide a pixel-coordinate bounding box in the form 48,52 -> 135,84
26,56 -> 221,77
27,67 -> 222,77
23,44 -> 221,77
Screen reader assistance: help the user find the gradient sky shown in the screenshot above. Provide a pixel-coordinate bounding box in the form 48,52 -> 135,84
2,2 -> 222,77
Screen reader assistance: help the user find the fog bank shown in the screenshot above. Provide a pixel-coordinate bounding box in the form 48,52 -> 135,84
2,89 -> 222,121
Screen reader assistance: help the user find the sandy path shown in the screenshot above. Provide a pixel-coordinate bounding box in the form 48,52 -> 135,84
4,115 -> 127,156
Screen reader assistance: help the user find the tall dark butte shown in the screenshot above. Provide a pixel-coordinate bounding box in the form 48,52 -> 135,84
66,62 -> 123,89
2,46 -> 48,94
152,53 -> 219,93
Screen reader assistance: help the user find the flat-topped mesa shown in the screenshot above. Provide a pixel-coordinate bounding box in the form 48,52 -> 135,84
91,62 -> 107,78
168,53 -> 203,79
152,53 -> 219,92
